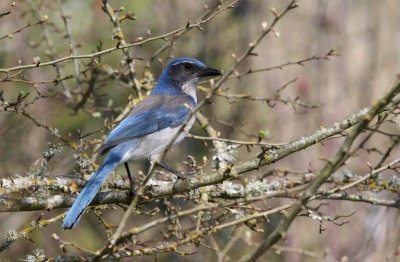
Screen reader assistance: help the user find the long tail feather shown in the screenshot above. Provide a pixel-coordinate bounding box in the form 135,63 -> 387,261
62,153 -> 121,229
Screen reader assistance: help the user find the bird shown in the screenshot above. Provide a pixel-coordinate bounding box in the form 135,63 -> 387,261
62,57 -> 222,229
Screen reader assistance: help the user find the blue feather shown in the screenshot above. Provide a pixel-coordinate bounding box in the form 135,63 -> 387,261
62,151 -> 124,229
62,57 -> 219,229
98,94 -> 196,154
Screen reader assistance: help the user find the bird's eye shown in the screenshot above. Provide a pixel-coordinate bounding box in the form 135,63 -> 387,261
184,63 -> 193,70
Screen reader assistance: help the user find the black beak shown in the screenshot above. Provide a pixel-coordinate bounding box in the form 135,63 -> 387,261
197,67 -> 222,77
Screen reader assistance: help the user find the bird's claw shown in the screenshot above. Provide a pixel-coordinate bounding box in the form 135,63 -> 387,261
174,170 -> 196,179
173,171 -> 196,192
173,178 -> 182,193
129,183 -> 138,196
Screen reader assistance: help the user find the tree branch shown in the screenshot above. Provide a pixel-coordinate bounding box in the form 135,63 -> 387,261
240,74 -> 400,262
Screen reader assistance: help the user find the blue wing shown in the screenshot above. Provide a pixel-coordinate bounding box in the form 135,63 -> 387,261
98,95 -> 194,154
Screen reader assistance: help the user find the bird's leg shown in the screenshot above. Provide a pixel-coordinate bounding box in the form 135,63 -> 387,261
124,162 -> 137,196
159,162 -> 194,178
158,162 -> 196,193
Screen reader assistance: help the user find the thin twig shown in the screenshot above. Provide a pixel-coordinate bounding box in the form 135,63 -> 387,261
25,0 -> 72,99
0,0 -> 240,75
240,74 -> 400,262
56,0 -> 82,92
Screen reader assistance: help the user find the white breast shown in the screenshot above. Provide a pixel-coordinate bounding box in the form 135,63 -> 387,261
181,79 -> 198,101
120,115 -> 196,163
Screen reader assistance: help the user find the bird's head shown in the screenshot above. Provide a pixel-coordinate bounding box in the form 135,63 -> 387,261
152,57 -> 222,98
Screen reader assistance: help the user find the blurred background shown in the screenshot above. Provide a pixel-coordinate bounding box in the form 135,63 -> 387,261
0,0 -> 399,261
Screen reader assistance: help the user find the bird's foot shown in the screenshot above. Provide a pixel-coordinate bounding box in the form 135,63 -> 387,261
129,183 -> 138,197
159,162 -> 196,179
158,162 -> 197,192
173,178 -> 182,193
174,170 -> 196,179
173,171 -> 196,192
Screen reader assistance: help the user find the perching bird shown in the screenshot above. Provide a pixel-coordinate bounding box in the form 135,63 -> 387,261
62,57 -> 221,229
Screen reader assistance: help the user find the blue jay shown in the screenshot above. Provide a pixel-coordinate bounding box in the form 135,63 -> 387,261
62,57 -> 221,229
